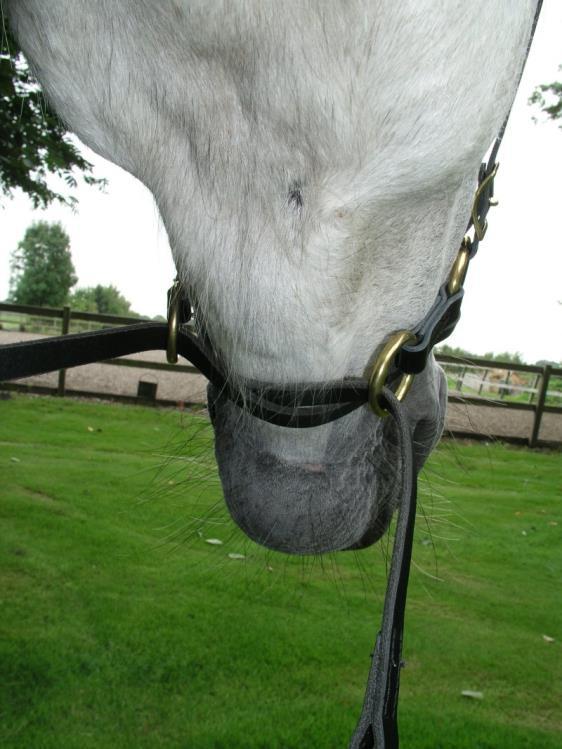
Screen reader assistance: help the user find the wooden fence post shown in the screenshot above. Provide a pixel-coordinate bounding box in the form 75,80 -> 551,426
529,365 -> 552,448
500,370 -> 512,400
455,366 -> 466,392
57,305 -> 71,397
478,368 -> 489,395
529,373 -> 540,404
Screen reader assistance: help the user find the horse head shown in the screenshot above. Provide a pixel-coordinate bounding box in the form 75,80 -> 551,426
6,0 -> 538,553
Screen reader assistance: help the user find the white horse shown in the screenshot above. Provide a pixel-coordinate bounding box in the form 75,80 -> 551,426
5,1 -> 538,554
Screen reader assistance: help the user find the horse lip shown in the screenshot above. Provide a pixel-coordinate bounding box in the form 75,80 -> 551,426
207,383 -> 395,554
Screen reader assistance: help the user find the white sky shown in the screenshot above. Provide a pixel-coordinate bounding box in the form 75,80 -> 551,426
0,2 -> 560,364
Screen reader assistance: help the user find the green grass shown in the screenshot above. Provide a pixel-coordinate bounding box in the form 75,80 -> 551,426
1,395 -> 560,748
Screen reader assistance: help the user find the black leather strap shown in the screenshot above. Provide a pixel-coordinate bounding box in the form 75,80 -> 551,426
349,389 -> 417,749
398,285 -> 464,376
0,322 -> 219,389
0,323 -> 370,428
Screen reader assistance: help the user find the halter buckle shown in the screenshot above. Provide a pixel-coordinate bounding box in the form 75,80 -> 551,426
471,162 -> 499,241
368,330 -> 416,418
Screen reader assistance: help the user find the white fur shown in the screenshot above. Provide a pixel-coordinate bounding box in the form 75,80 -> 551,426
6,1 -> 537,385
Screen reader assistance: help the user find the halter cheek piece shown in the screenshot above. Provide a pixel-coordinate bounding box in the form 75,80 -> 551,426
0,5 -> 542,747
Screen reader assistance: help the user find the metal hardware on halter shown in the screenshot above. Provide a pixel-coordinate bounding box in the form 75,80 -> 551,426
447,236 -> 471,296
370,233 -> 471,419
373,157 -> 499,418
471,162 -> 499,241
166,278 -> 192,364
368,331 -> 416,418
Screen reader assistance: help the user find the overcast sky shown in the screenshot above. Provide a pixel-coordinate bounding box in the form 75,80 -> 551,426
1,2 -> 560,364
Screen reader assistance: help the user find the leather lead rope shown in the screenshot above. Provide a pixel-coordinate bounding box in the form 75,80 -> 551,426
349,389 -> 417,749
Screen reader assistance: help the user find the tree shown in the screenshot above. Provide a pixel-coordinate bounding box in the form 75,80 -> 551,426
483,351 -> 524,365
437,344 -> 526,365
67,287 -> 99,313
0,28 -> 106,208
529,65 -> 562,126
69,285 -> 138,317
436,344 -> 476,360
9,221 -> 77,306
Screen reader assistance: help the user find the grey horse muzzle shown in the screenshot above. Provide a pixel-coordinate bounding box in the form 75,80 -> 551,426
208,360 -> 446,554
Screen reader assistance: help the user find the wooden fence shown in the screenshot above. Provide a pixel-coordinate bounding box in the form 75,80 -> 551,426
1,301 -> 561,448
436,355 -> 561,447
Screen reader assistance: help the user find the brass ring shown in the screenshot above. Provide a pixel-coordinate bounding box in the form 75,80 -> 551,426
166,282 -> 181,364
447,240 -> 471,295
368,330 -> 416,418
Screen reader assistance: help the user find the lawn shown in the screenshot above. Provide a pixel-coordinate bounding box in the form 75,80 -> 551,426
0,394 -> 560,749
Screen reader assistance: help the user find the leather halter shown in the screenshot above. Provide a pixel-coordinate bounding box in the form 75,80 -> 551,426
0,4 -> 542,747
0,148 -> 499,429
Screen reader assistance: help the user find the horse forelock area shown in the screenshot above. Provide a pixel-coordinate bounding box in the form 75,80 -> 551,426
6,0 -> 536,388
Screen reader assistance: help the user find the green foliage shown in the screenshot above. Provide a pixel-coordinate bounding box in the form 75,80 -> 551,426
532,79 -> 562,121
529,65 -> 562,126
66,287 -> 98,313
482,350 -> 524,365
69,284 -> 139,316
8,221 -> 77,306
436,344 -> 476,360
436,344 -> 525,364
0,28 -> 106,208
0,396 -> 560,748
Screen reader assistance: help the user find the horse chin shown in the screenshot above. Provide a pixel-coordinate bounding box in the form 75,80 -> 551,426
207,361 -> 446,555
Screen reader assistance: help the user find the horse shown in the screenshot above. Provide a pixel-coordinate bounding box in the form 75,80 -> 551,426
5,0 -> 538,555
3,1 -> 540,744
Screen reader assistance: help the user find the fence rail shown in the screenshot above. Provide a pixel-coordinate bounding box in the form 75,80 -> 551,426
0,301 -> 151,326
1,302 -> 560,447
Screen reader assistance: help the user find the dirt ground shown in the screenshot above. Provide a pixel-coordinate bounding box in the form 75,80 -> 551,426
2,330 -> 560,445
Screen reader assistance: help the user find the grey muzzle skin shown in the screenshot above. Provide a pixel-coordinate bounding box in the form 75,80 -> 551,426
208,359 -> 446,555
